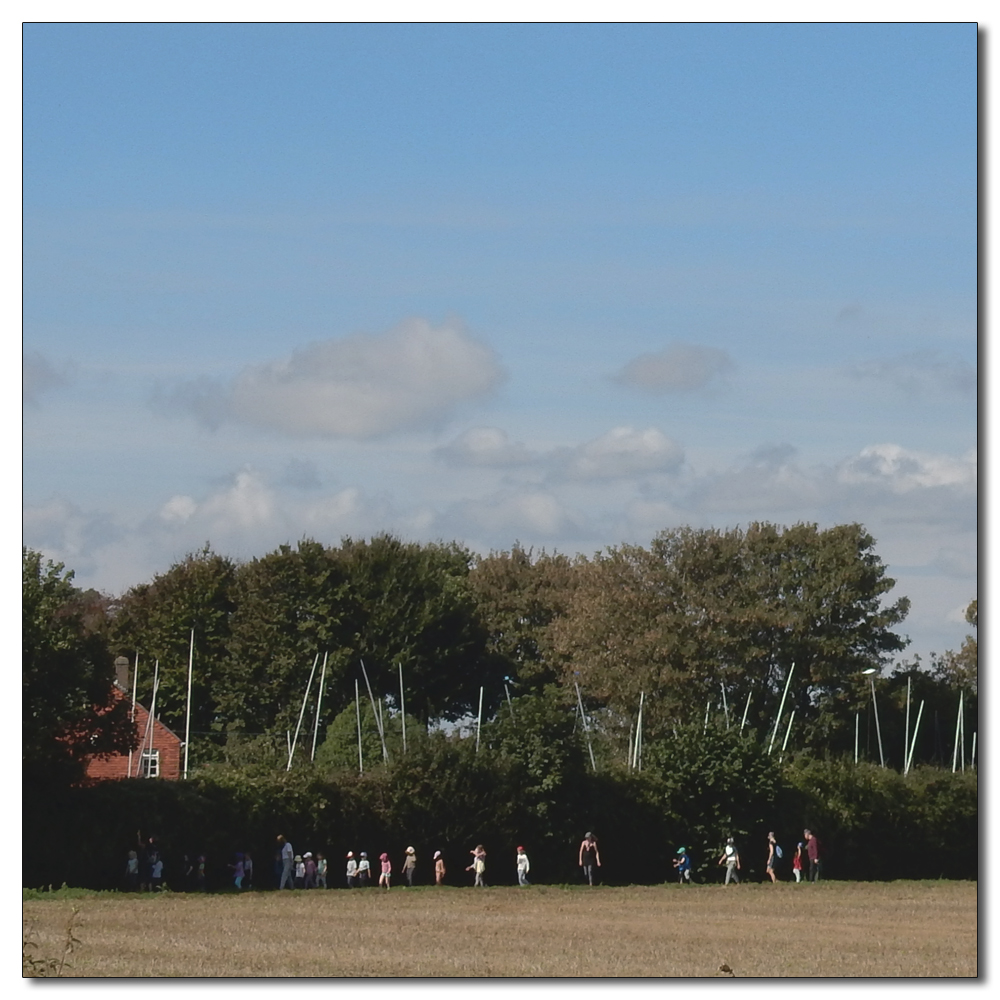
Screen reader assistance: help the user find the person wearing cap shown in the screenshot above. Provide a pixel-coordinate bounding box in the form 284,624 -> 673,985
718,837 -> 740,884
402,846 -> 417,887
294,854 -> 305,889
277,834 -> 295,890
357,851 -> 371,887
316,852 -> 328,889
673,846 -> 692,883
346,851 -> 358,888
579,832 -> 600,886
516,846 -> 530,886
303,851 -> 318,889
379,852 -> 392,889
466,845 -> 487,886
433,850 -> 446,886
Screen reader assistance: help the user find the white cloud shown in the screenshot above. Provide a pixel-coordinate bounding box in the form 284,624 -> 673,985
614,342 -> 734,393
436,427 -> 535,467
553,426 -> 684,481
837,444 -> 977,493
170,317 -> 506,439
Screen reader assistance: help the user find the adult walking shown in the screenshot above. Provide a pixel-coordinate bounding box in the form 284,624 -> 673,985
718,837 -> 740,884
402,846 -> 417,886
579,832 -> 600,886
277,834 -> 295,889
766,832 -> 779,883
804,829 -> 821,881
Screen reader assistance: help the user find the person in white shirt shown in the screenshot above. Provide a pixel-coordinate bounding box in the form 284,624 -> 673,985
346,851 -> 359,887
516,846 -> 530,886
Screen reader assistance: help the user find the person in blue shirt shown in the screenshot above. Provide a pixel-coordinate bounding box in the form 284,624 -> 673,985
673,846 -> 692,883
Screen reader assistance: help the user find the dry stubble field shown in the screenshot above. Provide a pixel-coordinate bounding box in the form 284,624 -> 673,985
23,880 -> 977,978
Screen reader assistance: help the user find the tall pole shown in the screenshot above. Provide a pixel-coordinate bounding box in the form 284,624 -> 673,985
127,653 -> 139,779
720,682 -> 730,729
961,691 -> 965,774
360,659 -> 389,762
574,681 -> 597,772
779,709 -> 796,761
183,629 -> 194,780
287,653 -> 319,770
475,686 -> 484,753
971,731 -> 977,769
769,662 -> 795,755
870,676 -> 885,768
355,679 -> 363,774
740,689 -> 752,734
903,676 -> 911,774
399,663 -> 406,756
139,664 -> 160,777
703,698 -> 711,734
905,700 -> 924,775
504,683 -> 516,726
854,713 -> 860,764
311,652 -> 328,762
633,691 -> 644,770
627,721 -> 634,770
952,691 -> 963,772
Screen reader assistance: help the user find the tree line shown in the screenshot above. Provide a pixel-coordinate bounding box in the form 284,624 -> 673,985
24,521 -> 977,784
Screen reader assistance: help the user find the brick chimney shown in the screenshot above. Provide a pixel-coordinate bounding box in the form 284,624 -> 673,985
114,656 -> 130,692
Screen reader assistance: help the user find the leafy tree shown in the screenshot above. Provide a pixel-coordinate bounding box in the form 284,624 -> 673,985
547,523 -> 910,749
23,548 -> 136,783
468,545 -> 582,690
933,598 -> 977,695
219,539 -> 352,736
106,545 -> 236,737
333,534 -> 495,724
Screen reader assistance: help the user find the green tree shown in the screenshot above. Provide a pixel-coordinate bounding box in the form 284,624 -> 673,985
468,545 -> 582,690
933,598 -> 977,695
107,545 -> 236,738
23,548 -> 136,784
547,523 -> 910,749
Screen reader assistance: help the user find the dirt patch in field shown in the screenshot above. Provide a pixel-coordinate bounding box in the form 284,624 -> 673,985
23,881 -> 977,978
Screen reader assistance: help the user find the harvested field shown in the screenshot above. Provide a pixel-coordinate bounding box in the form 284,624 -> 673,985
23,881 -> 977,978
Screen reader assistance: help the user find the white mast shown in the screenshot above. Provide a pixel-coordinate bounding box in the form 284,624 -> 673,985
183,629 -> 194,780
311,652 -> 328,762
287,653 -> 319,770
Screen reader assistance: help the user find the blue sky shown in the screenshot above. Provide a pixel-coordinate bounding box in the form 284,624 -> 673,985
22,22 -> 977,665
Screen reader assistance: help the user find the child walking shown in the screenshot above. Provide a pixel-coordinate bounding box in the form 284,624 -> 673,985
792,842 -> 804,882
229,852 -> 245,889
466,845 -> 487,886
357,852 -> 371,886
346,851 -> 358,887
434,850 -> 446,885
673,846 -> 692,883
379,852 -> 392,889
516,846 -> 530,886
316,853 -> 328,889
294,855 -> 305,889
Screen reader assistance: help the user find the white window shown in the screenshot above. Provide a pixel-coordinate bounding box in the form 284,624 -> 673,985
141,750 -> 160,778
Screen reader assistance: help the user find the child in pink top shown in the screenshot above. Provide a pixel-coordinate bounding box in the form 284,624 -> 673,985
379,852 -> 392,889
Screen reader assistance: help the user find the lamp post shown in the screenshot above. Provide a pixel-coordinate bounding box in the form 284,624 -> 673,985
862,668 -> 885,768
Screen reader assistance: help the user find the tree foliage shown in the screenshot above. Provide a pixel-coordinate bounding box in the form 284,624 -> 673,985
23,548 -> 136,783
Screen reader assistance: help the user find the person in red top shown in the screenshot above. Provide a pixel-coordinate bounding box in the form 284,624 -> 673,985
804,828 -> 821,881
